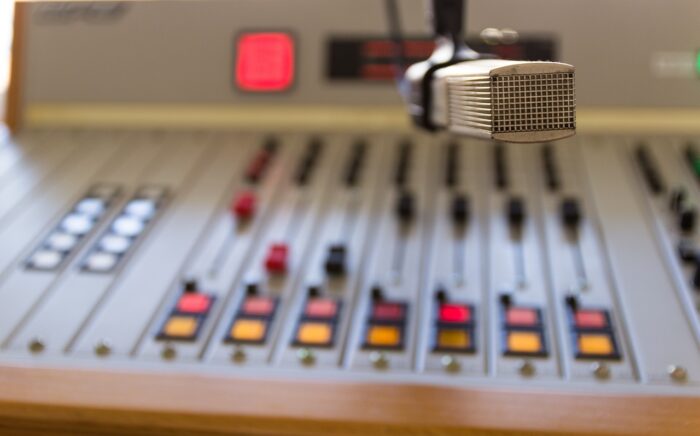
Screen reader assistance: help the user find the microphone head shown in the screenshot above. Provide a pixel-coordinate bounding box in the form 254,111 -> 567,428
433,60 -> 576,143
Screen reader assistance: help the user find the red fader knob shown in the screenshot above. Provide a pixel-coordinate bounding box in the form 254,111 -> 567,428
232,191 -> 256,220
265,243 -> 289,274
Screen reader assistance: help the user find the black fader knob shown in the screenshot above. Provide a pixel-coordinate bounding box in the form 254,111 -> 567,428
679,206 -> 697,233
506,197 -> 526,227
451,194 -> 469,225
396,191 -> 415,223
324,244 -> 347,277
560,197 -> 582,229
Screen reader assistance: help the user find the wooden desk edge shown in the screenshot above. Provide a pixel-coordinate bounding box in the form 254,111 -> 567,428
0,364 -> 698,435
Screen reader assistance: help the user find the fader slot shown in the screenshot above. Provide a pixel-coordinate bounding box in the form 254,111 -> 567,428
136,137 -> 294,361
488,143 -> 561,379
272,138 -> 386,369
417,140 -> 486,375
537,141 -> 636,382
205,136 -> 341,366
207,137 -> 279,278
345,137 -> 432,372
69,141 -> 241,358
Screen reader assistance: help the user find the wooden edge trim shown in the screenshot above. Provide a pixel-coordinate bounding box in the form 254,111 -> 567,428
0,364 -> 699,435
5,2 -> 27,134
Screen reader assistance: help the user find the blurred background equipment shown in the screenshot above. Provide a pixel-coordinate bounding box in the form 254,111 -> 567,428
1,1 -> 700,435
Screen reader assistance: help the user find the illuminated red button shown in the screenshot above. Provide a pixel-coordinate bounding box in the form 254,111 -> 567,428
439,303 -> 471,324
505,307 -> 540,327
176,293 -> 212,314
304,298 -> 339,319
241,296 -> 276,317
236,32 -> 295,92
371,302 -> 406,322
232,191 -> 256,220
265,243 -> 289,274
574,310 -> 609,329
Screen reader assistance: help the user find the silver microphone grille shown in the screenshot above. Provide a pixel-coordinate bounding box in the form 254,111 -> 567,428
437,61 -> 576,143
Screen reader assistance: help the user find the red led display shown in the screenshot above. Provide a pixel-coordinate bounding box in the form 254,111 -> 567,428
235,32 -> 295,92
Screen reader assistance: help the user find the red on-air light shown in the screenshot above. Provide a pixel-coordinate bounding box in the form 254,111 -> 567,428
235,32 -> 295,92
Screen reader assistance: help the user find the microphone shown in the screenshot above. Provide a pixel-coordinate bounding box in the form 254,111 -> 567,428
429,59 -> 576,143
393,0 -> 576,143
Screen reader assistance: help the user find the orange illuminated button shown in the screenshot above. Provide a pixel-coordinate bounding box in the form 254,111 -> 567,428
504,330 -> 547,356
363,324 -> 403,350
158,315 -> 199,341
228,318 -> 268,344
576,333 -> 620,359
232,191 -> 256,220
176,293 -> 212,315
304,298 -> 339,320
505,307 -> 541,328
294,322 -> 334,347
573,310 -> 609,330
434,328 -> 474,353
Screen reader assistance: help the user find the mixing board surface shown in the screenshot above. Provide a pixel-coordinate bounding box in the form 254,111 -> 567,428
1,130 -> 699,395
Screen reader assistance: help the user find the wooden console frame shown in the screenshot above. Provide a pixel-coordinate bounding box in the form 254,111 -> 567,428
1,363 -> 699,435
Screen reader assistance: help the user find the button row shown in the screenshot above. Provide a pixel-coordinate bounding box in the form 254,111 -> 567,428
432,291 -> 476,353
81,186 -> 168,273
225,286 -> 279,344
292,289 -> 342,348
157,281 -> 215,341
26,184 -> 121,271
565,296 -> 621,360
362,289 -> 408,350
500,295 -> 548,357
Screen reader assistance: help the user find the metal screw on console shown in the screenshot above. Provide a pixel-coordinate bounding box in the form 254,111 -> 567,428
161,344 -> 177,360
297,348 -> 316,366
668,365 -> 688,382
369,351 -> 389,369
592,362 -> 610,380
519,360 -> 535,377
231,347 -> 246,363
94,340 -> 111,357
441,355 -> 460,373
28,337 -> 45,354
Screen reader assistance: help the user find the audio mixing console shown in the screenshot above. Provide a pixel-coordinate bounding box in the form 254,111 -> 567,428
4,0 -> 700,434
1,129 -> 700,392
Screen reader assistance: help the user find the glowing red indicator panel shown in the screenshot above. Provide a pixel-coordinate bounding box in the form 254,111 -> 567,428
235,32 -> 295,92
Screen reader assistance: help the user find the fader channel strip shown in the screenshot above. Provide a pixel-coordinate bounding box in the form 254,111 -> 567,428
2,131 -> 700,392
